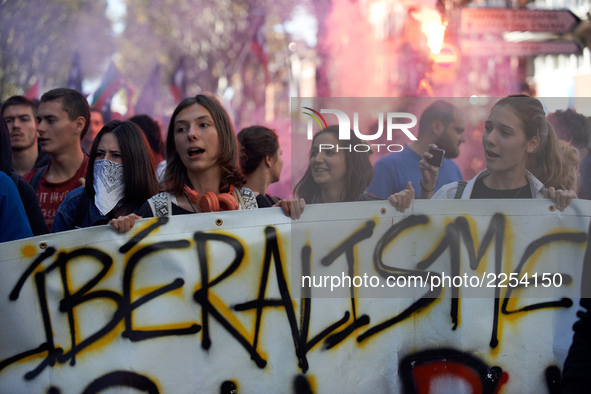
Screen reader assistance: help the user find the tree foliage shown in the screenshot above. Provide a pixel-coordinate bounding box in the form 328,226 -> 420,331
119,0 -> 299,120
0,0 -> 114,100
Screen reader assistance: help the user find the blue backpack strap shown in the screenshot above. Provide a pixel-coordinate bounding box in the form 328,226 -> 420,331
29,165 -> 48,191
454,181 -> 468,199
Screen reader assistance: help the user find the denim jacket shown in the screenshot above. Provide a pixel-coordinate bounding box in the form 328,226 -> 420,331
52,187 -> 109,233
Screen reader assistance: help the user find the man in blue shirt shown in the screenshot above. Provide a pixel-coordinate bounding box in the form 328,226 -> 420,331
367,100 -> 465,199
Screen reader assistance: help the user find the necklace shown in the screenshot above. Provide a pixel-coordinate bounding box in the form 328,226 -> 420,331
184,193 -> 197,212
495,185 -> 526,199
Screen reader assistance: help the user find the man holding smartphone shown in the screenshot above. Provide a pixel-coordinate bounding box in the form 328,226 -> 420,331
367,100 -> 465,199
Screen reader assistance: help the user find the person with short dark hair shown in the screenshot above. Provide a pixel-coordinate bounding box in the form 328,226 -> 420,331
237,125 -> 283,203
367,100 -> 465,199
52,120 -> 159,232
0,115 -> 48,235
1,95 -> 50,175
22,88 -> 90,231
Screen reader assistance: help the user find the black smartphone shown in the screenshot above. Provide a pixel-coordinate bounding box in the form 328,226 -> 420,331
426,146 -> 445,167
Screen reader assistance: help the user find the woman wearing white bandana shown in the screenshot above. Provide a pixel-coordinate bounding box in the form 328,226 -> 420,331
52,121 -> 159,232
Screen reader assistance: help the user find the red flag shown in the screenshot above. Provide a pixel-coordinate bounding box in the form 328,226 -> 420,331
170,58 -> 187,104
25,77 -> 42,100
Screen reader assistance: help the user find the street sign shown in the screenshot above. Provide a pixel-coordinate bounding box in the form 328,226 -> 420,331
432,43 -> 461,84
461,9 -> 581,34
432,43 -> 461,72
461,39 -> 580,57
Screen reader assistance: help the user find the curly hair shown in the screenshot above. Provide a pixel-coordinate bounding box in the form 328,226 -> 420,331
41,88 -> 90,139
558,141 -> 580,192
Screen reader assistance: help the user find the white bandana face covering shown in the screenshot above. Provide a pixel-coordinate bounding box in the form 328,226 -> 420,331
93,159 -> 125,216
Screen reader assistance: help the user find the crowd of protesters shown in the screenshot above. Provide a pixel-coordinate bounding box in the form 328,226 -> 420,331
1,89 -> 588,240
0,88 -> 590,391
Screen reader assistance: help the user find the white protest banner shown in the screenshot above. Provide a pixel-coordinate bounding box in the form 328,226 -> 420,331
0,199 -> 589,393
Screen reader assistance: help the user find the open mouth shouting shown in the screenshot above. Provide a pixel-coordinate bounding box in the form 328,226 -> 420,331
188,147 -> 205,158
